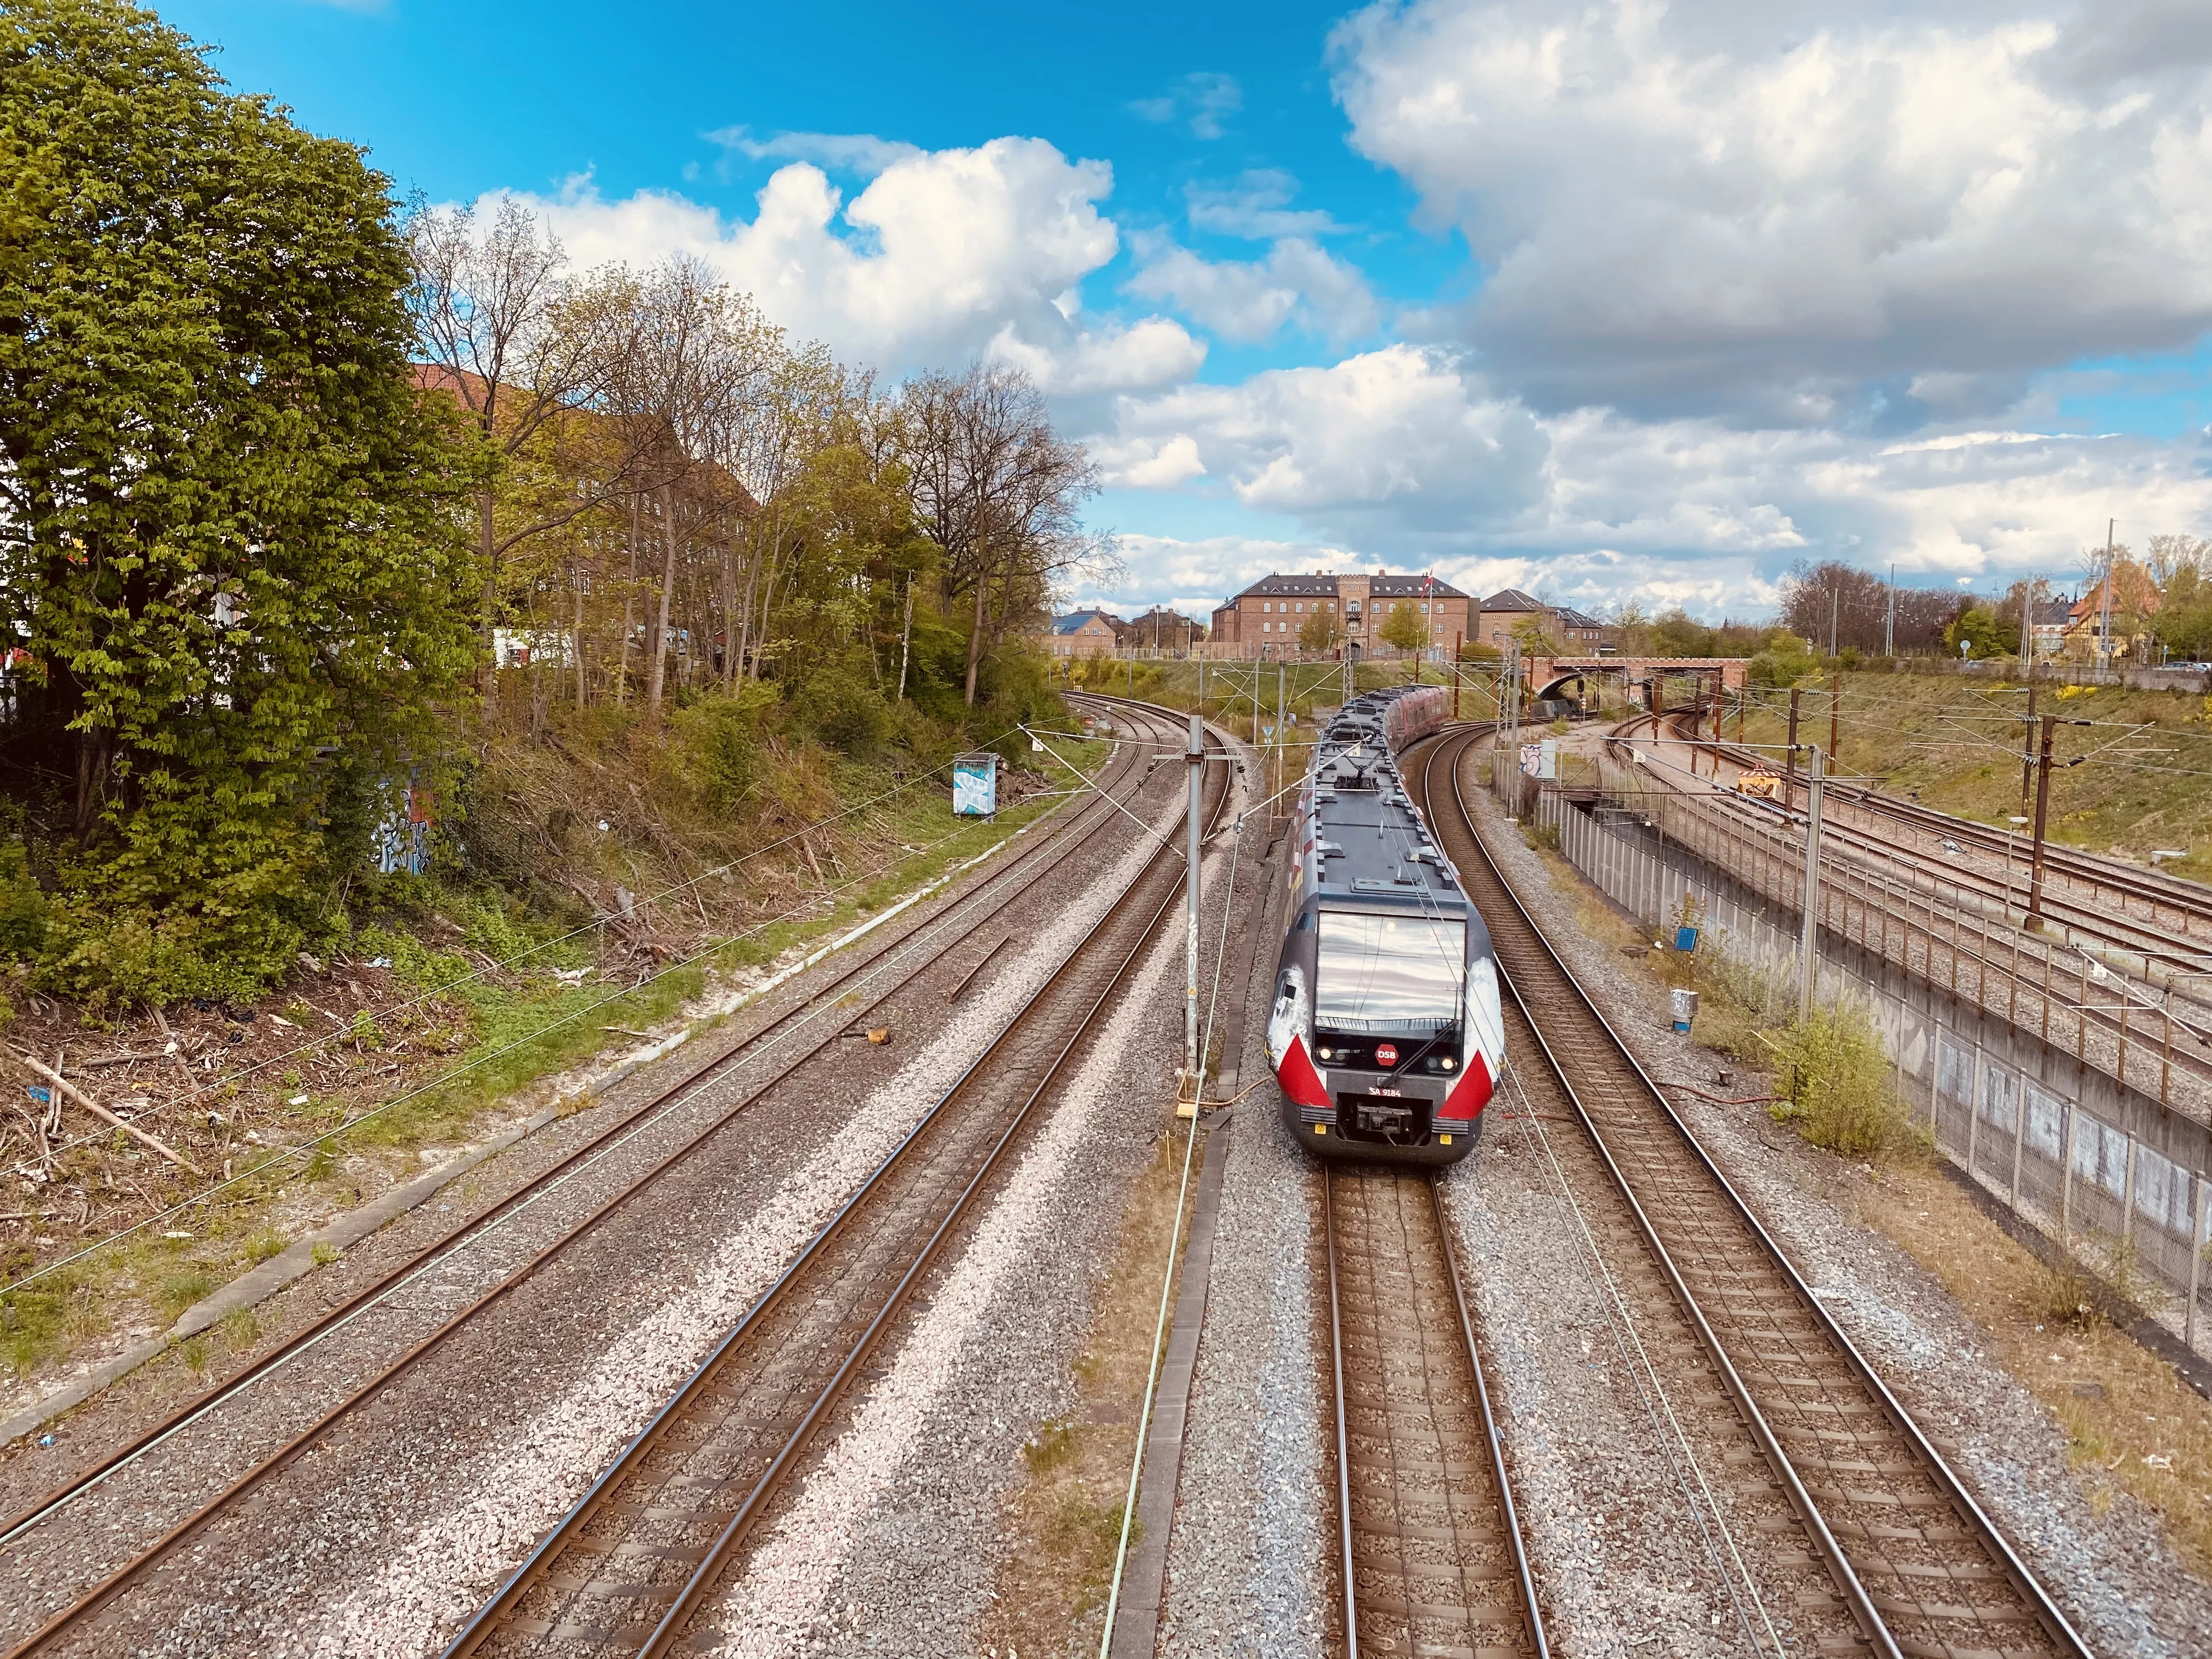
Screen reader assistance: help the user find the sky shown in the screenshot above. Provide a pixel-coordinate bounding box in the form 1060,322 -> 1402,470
164,0 -> 2212,623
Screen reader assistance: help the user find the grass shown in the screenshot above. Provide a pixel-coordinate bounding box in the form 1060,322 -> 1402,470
0,733 -> 1108,1392
1516,779 -> 2212,1572
984,1116 -> 1203,1654
1738,668 -> 2212,883
1863,1163 -> 2212,1573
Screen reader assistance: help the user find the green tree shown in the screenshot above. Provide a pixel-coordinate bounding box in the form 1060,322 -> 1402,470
1298,603 -> 1342,656
1379,600 -> 1431,668
1748,633 -> 1816,687
1943,605 -> 2018,659
0,0 -> 478,1001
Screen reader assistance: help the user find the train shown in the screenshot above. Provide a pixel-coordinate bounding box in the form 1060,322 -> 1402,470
1263,686 -> 1506,1166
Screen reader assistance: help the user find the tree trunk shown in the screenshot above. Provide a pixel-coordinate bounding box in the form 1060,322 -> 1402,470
648,483 -> 679,710
573,559 -> 587,710
479,487 -> 500,723
721,539 -> 738,690
617,496 -> 639,707
962,528 -> 991,708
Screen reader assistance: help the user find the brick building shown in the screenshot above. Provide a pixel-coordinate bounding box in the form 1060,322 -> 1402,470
1475,589 -> 1606,650
1209,571 -> 1471,660
1123,607 -> 1207,655
1044,608 -> 1123,658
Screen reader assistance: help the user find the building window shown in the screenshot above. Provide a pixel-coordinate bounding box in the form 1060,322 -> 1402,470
1262,602 -> 1272,613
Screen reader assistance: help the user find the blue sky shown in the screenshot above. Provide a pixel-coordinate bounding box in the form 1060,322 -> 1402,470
167,0 -> 2212,621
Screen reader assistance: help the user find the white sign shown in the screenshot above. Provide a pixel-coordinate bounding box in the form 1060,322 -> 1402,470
1519,742 -> 1542,777
952,753 -> 999,817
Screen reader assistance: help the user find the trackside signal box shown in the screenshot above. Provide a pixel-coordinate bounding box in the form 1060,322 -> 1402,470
952,752 -> 1000,818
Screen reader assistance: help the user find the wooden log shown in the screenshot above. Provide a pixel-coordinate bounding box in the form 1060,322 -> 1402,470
4,1045 -> 202,1174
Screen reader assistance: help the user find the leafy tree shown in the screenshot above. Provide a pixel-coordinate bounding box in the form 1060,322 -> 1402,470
1943,605 -> 2018,659
1748,633 -> 1816,687
0,0 -> 477,1001
1651,606 -> 1719,657
1379,600 -> 1430,656
1298,603 -> 1342,656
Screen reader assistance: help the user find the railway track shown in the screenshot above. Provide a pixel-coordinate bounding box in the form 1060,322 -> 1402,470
1632,705 -> 2212,986
1412,724 -> 2092,1659
432,727 -> 1233,1658
0,696 -> 1192,1657
1323,1164 -> 1544,1659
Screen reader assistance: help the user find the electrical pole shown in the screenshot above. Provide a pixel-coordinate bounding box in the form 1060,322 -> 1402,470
1452,630 -> 1463,718
1830,585 -> 1839,657
1783,687 -> 1802,811
1798,745 -> 1826,1020
2018,691 -> 2038,822
1829,668 -> 1842,775
1885,564 -> 1896,659
2028,716 -> 2056,922
1184,714 -> 1203,1098
2100,518 -> 2116,670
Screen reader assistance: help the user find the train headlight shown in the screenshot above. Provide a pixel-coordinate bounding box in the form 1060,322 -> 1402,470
1440,1056 -> 1456,1070
1317,1046 -> 1333,1060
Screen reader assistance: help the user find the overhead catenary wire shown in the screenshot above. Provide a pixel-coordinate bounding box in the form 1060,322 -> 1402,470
3,717 -> 1129,1294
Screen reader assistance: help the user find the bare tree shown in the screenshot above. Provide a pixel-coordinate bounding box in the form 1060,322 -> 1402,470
904,364 -> 1115,705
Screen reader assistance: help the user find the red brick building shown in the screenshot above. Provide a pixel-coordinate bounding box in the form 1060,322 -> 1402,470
1209,571 -> 1471,660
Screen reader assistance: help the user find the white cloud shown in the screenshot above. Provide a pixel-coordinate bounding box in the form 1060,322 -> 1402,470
1126,236 -> 1382,344
1185,170 -> 1345,239
1101,345 -> 1548,526
1333,0 -> 2212,415
1128,71 -> 1243,139
491,138 -> 1200,395
1092,341 -> 2212,610
704,126 -> 922,177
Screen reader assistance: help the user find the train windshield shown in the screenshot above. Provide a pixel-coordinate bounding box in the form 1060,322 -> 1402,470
1314,911 -> 1465,1036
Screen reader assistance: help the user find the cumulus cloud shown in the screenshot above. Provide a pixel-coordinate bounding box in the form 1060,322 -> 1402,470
1126,236 -> 1382,344
1333,0 -> 2212,416
1185,170 -> 1346,240
1129,71 -> 1243,139
704,126 -> 922,177
1093,341 -> 2212,607
488,138 -> 1200,396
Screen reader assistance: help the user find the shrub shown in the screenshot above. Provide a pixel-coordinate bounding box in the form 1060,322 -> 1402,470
1765,1006 -> 1919,1158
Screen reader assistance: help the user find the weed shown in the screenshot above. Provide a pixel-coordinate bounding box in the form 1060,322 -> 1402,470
1023,1418 -> 1078,1475
182,1335 -> 208,1373
245,1231 -> 285,1263
153,1269 -> 213,1321
220,1305 -> 258,1347
1764,1007 -> 1922,1159
311,1240 -> 340,1267
2021,1261 -> 2102,1330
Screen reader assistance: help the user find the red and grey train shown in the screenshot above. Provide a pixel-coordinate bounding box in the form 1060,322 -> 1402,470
1263,686 -> 1505,1165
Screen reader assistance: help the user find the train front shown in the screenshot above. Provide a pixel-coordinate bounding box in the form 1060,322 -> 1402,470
1266,892 -> 1506,1167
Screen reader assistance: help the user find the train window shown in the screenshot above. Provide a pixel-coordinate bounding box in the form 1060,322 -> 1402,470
1314,911 -> 1465,1036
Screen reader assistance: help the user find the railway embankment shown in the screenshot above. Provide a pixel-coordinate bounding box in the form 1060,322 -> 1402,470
1471,747 -> 2212,1638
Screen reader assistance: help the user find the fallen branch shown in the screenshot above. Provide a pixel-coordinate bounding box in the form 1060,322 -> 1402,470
4,1045 -> 204,1174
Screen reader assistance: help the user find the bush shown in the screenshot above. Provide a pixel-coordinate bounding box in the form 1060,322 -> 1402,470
1765,1006 -> 1919,1158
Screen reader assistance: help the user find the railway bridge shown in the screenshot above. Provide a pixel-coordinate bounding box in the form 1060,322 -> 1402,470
1525,653 -> 1749,703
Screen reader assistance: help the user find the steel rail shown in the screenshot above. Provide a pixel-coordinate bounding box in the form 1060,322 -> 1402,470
1632,707 -> 2212,982
0,699 -> 1180,1658
1422,724 -> 2092,1659
1624,708 -> 2212,1085
1322,1161 -> 1546,1659
441,734 -> 1234,1658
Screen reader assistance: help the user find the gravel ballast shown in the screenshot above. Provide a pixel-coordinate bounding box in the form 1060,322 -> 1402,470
1459,750 -> 2212,1656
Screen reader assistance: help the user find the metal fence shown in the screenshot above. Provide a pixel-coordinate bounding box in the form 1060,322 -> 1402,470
1537,787 -> 2212,1354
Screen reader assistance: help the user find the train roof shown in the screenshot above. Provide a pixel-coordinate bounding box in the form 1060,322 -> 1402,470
1305,689 -> 1465,909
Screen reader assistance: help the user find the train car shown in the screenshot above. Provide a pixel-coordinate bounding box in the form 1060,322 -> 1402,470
1263,687 -> 1506,1165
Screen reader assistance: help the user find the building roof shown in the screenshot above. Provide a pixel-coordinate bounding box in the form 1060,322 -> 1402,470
1480,589 -> 1545,612
1228,572 -> 1469,601
1051,608 -> 1121,635
1555,607 -> 1606,630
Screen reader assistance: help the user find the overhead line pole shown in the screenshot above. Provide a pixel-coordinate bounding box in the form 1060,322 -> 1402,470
1183,714 -> 1203,1099
1798,744 -> 1826,1022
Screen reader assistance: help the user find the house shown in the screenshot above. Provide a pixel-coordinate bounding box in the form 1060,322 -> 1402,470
1123,607 -> 1207,655
1045,608 -> 1125,658
1475,590 -> 1607,652
1554,606 -> 1607,647
1209,571 -> 1472,660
